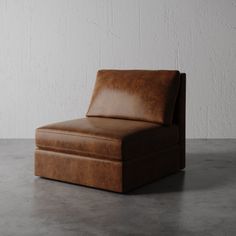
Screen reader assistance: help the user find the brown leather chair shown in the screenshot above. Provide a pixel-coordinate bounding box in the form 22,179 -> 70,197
35,70 -> 186,193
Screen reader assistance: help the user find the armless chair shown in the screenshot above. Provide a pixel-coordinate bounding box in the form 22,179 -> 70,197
35,70 -> 186,193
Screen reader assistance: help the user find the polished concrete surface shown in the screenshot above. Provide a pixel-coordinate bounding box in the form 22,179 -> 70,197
0,139 -> 236,236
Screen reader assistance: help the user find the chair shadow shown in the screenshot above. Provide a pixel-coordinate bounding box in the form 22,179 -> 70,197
129,151 -> 236,195
128,171 -> 186,195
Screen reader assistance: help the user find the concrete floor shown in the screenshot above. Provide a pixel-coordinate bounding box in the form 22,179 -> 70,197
0,140 -> 236,236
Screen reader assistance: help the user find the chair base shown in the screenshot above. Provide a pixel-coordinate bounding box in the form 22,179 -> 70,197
35,146 -> 183,193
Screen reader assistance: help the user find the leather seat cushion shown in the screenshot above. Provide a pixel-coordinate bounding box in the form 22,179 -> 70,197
36,117 -> 179,161
86,70 -> 180,125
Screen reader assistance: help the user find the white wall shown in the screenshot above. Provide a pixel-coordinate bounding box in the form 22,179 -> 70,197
0,0 -> 236,138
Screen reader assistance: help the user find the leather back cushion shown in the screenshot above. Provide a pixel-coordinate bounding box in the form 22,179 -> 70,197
86,70 -> 180,125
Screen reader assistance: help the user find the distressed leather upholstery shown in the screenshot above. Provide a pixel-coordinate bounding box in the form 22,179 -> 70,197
36,117 -> 179,161
35,70 -> 186,193
87,70 -> 180,125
